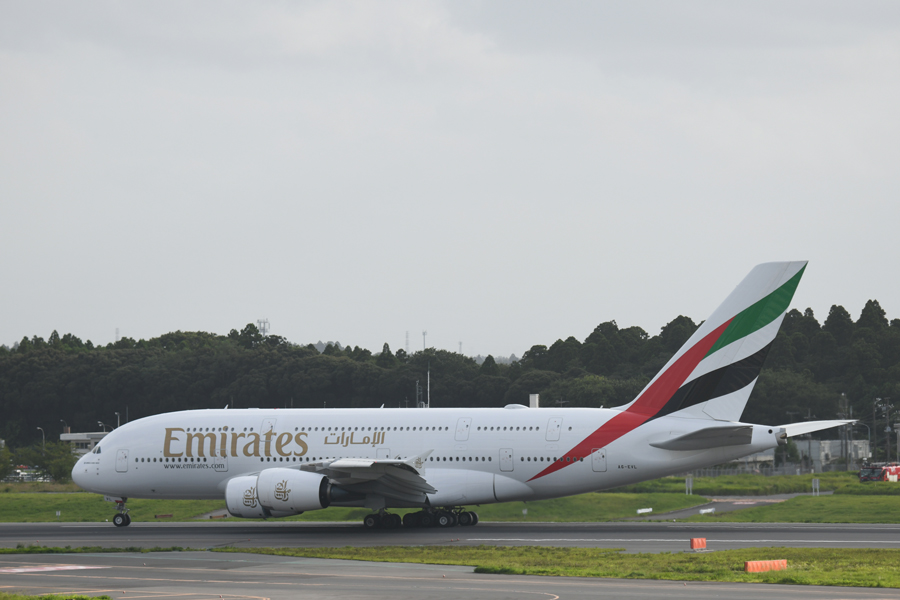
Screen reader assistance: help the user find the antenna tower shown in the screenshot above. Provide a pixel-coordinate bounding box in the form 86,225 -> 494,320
405,331 -> 409,354
422,330 -> 427,351
257,319 -> 270,336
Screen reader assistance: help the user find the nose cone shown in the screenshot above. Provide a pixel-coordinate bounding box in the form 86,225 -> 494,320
71,455 -> 88,491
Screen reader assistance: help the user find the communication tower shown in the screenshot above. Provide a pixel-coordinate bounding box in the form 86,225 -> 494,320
257,319 -> 270,336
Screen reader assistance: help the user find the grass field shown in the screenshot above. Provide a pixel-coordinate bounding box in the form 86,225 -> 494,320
0,493 -> 225,523
217,546 -> 900,587
0,492 -> 707,523
686,494 -> 900,523
608,471 -> 859,495
2,472 -> 897,524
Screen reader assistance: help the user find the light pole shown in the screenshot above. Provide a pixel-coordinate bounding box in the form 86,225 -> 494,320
60,419 -> 68,434
115,412 -> 121,428
36,427 -> 45,453
857,422 -> 871,461
874,398 -> 881,462
97,421 -> 108,433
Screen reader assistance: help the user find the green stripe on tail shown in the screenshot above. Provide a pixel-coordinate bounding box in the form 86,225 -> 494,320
704,264 -> 805,358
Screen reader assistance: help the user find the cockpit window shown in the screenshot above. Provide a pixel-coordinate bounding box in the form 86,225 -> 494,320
93,446 -> 101,454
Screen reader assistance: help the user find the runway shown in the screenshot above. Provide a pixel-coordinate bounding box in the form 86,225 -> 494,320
3,520 -> 900,553
1,551 -> 898,600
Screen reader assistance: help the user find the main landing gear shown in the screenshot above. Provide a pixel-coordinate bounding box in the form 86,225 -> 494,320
112,499 -> 131,527
362,508 -> 478,529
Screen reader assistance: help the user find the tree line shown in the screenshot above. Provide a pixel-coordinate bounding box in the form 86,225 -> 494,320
1,300 -> 898,461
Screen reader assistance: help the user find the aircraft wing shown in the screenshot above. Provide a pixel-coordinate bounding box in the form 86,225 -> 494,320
301,450 -> 437,505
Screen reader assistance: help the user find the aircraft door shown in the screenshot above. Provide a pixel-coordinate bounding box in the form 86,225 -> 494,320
261,418 -> 278,435
499,448 -> 514,472
546,418 -> 562,442
591,447 -> 607,472
211,453 -> 228,472
115,449 -> 129,473
455,418 -> 471,442
376,448 -> 390,459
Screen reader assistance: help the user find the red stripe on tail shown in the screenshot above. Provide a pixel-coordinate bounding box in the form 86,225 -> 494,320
528,318 -> 732,481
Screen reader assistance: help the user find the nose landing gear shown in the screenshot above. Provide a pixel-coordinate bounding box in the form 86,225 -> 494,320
112,499 -> 131,527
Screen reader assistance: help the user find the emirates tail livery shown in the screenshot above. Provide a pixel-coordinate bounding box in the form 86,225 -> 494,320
73,261 -> 850,528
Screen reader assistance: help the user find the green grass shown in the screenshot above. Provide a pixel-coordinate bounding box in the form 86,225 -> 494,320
456,493 -> 705,521
686,494 -> 900,523
0,482 -> 83,493
216,546 -> 900,587
0,493 -> 225,523
275,492 -> 707,522
608,471 -> 858,495
835,481 -> 900,495
0,490 -> 706,523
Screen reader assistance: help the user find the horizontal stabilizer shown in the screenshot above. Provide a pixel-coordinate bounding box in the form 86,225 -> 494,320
779,420 -> 854,438
650,425 -> 753,451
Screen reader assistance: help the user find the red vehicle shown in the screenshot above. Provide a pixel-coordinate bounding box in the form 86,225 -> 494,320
859,463 -> 900,482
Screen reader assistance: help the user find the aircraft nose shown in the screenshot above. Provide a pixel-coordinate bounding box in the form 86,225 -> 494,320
71,455 -> 87,490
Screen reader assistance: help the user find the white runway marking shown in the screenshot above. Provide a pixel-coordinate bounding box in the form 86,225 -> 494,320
0,565 -> 109,574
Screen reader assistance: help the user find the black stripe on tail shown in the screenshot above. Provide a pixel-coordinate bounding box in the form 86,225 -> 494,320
649,342 -> 773,421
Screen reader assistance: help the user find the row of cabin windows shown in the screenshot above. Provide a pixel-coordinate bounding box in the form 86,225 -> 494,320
180,426 -> 453,433
134,455 -> 584,464
178,425 -> 572,434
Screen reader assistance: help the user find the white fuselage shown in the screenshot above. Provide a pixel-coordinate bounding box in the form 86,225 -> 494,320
73,405 -> 781,508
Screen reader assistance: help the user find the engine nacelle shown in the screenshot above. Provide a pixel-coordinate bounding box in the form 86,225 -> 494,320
225,469 -> 331,518
257,468 -> 330,515
225,475 -> 268,519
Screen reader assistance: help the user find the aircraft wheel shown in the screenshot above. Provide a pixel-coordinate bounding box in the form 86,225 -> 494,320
420,512 -> 435,527
382,513 -> 401,529
457,511 -> 473,527
470,512 -> 479,525
402,512 -> 420,528
437,511 -> 454,527
363,514 -> 380,529
113,514 -> 128,527
124,514 -> 132,526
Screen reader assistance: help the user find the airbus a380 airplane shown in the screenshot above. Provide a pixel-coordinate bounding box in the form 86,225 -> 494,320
72,261 -> 850,529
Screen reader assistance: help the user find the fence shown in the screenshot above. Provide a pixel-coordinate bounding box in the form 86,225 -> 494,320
687,462 -> 855,478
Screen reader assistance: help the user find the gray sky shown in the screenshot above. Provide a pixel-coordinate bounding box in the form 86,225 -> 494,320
2,1 -> 898,358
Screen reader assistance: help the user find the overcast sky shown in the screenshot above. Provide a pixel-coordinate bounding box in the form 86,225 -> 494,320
2,1 -> 898,358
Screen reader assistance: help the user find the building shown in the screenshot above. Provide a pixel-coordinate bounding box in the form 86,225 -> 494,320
60,431 -> 108,455
731,439 -> 870,472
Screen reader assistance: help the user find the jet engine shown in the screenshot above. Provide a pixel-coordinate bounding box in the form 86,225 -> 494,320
225,469 -> 331,518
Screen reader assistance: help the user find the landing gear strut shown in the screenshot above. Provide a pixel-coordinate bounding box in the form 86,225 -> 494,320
112,499 -> 131,527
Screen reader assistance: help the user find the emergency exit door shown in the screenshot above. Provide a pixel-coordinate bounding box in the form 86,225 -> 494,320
591,447 -> 607,472
115,449 -> 129,473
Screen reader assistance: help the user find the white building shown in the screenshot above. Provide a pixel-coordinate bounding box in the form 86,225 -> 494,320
60,431 -> 108,455
733,439 -> 870,471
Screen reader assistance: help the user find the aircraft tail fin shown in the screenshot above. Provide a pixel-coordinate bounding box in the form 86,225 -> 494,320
621,261 -> 808,422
